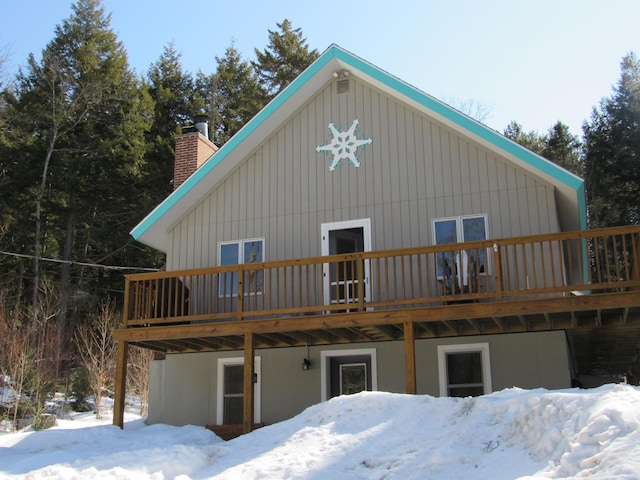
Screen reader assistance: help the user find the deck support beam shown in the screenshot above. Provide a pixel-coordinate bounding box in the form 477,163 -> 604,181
113,341 -> 129,428
404,321 -> 416,395
243,333 -> 255,435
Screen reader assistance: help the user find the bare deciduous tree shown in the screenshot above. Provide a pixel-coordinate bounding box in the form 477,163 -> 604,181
0,288 -> 58,431
127,346 -> 154,416
442,97 -> 494,125
0,310 -> 31,431
75,300 -> 119,419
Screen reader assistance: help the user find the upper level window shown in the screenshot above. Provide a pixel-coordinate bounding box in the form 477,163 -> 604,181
433,214 -> 489,278
218,238 -> 264,296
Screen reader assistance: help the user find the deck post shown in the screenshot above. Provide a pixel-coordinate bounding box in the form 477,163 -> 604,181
237,267 -> 244,321
404,321 -> 416,394
243,332 -> 255,434
632,233 -> 640,285
493,243 -> 503,300
113,340 -> 129,428
357,255 -> 365,311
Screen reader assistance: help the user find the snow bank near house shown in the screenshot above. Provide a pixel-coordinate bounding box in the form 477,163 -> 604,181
2,384 -> 640,479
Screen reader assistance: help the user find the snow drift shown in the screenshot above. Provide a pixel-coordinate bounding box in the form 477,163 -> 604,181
2,384 -> 640,479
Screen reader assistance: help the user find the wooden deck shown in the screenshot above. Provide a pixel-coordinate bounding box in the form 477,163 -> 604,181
112,225 -> 640,429
114,225 -> 640,351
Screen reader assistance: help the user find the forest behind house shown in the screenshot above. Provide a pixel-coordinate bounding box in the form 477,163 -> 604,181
0,0 -> 638,431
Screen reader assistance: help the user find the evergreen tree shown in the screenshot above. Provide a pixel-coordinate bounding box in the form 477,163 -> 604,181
144,42 -> 201,200
503,121 -> 546,155
253,19 -> 318,99
543,121 -> 583,177
0,51 -> 36,318
206,44 -> 266,146
583,52 -> 640,227
6,0 -> 153,353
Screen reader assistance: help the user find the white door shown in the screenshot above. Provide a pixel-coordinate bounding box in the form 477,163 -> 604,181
321,219 -> 372,307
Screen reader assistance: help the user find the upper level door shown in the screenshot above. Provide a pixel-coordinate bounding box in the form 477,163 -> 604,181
321,219 -> 371,307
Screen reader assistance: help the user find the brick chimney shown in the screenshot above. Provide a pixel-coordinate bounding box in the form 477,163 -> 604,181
173,115 -> 218,190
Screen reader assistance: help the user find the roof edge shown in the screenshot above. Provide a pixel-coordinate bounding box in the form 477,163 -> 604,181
131,44 -> 587,249
130,46 -> 342,244
330,46 -> 586,230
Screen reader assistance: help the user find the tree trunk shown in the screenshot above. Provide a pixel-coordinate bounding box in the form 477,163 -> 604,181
31,135 -> 57,344
56,205 -> 76,376
13,261 -> 25,328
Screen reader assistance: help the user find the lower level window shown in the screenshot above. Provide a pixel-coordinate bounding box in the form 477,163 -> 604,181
216,357 -> 261,425
437,343 -> 492,397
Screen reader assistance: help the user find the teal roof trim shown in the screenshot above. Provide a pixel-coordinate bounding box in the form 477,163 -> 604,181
577,182 -> 587,230
132,44 -> 587,242
131,49 -> 337,241
331,47 -> 586,230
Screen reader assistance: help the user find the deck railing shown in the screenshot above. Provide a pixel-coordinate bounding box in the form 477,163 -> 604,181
123,226 -> 640,328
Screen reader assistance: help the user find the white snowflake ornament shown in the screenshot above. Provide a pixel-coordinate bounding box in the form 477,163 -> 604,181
316,119 -> 372,171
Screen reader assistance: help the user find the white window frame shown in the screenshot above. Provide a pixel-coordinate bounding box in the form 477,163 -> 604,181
437,343 -> 492,397
216,356 -> 261,425
432,214 -> 490,279
321,218 -> 372,307
217,237 -> 265,297
320,348 -> 377,401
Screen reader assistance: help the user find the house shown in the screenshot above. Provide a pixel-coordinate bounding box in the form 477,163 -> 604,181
112,45 -> 640,437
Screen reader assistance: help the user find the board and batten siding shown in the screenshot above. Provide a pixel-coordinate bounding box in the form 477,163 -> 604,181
147,331 -> 570,426
167,78 -> 559,270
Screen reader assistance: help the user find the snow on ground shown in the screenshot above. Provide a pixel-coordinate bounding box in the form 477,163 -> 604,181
2,384 -> 640,479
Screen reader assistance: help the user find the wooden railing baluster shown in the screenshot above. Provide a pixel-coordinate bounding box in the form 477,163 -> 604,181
120,226 -> 640,327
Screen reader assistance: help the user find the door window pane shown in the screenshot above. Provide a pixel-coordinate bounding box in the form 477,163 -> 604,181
328,228 -> 364,304
223,364 -> 243,424
224,364 -> 243,394
434,219 -> 458,245
434,219 -> 457,277
461,217 -> 486,242
434,215 -> 488,277
223,397 -> 243,424
462,216 -> 488,274
329,354 -> 372,398
340,363 -> 367,395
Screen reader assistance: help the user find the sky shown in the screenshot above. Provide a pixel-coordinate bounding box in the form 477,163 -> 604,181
1,0 -> 639,137
2,384 -> 640,478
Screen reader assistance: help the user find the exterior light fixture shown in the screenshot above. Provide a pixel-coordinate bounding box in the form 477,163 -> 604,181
302,343 -> 311,371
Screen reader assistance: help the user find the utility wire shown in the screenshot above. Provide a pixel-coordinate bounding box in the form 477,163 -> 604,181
0,250 -> 160,272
